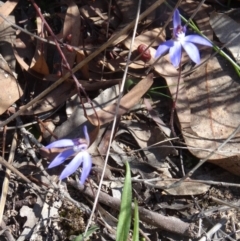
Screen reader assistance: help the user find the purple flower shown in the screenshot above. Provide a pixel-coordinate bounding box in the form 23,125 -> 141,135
45,126 -> 92,185
155,9 -> 212,67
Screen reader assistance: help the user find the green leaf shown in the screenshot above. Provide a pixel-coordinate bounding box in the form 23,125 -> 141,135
73,225 -> 99,241
132,199 -> 139,241
116,161 -> 132,241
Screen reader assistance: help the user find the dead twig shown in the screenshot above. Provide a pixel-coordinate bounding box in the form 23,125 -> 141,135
0,130 -> 17,225
68,179 -> 196,238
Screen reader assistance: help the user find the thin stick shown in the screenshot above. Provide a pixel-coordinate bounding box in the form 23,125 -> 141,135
198,219 -> 227,241
83,0 -> 143,237
0,156 -> 41,191
69,179 -> 193,238
170,58 -> 182,136
0,130 -> 17,225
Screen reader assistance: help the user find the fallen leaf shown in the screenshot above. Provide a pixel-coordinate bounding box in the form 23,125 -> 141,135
20,79 -> 120,115
62,0 -> 81,74
0,2 -> 16,71
155,179 -> 210,196
88,74 -> 154,126
52,84 -> 120,139
110,0 -> 139,45
0,54 -> 23,115
13,32 -> 44,79
210,12 -> 240,64
144,98 -> 171,137
0,0 -> 18,25
126,120 -> 176,170
30,17 -> 49,75
76,50 -> 89,79
19,206 -> 38,241
183,56 -> 240,175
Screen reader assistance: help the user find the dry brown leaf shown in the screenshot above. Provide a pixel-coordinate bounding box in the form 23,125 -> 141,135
0,2 -> 16,71
126,120 -> 176,174
30,53 -> 49,75
0,54 -> 23,115
110,0 -> 139,45
183,56 -> 240,175
0,0 -> 18,25
76,50 -> 89,79
210,12 -> 240,64
144,98 -> 171,137
20,79 -> 120,115
30,17 -> 49,75
88,74 -> 154,126
13,32 -> 43,79
157,180 -> 210,196
62,0 -> 81,75
136,28 -> 165,47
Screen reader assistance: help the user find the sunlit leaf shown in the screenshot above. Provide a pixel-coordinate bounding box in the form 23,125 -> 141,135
116,161 -> 132,241
132,199 -> 139,241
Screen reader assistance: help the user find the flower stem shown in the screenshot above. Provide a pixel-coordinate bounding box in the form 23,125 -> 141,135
170,59 -> 182,137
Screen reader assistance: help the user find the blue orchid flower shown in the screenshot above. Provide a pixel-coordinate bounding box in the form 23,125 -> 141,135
45,126 -> 92,185
155,9 -> 212,67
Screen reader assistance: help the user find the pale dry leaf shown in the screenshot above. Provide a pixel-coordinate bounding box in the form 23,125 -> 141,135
0,54 -> 23,115
30,17 -> 49,75
144,98 -> 171,137
0,1 -> 16,71
126,120 -> 176,172
52,84 -> 120,139
18,205 -> 40,241
20,80 -> 76,115
76,50 -> 89,79
62,0 -> 81,74
157,180 -> 210,196
137,28 -> 165,48
110,0 -> 140,45
183,56 -> 240,175
20,79 -> 120,115
98,204 -> 118,227
0,0 -> 18,25
210,12 -> 240,64
13,32 -> 43,79
111,139 -> 137,166
88,74 -> 154,126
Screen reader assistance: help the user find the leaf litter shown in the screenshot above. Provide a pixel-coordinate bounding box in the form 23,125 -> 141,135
1,0 -> 240,240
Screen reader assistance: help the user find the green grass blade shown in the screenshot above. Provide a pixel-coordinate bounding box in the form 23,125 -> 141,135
116,161 -> 132,241
132,199 -> 139,241
73,225 -> 99,241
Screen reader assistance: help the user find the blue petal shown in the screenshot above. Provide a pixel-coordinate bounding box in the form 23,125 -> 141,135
59,152 -> 84,180
173,9 -> 181,30
169,41 -> 182,67
46,139 -> 75,148
155,40 -> 173,59
181,41 -> 200,64
48,148 -> 75,169
184,35 -> 212,47
83,126 -> 90,146
79,152 -> 92,185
